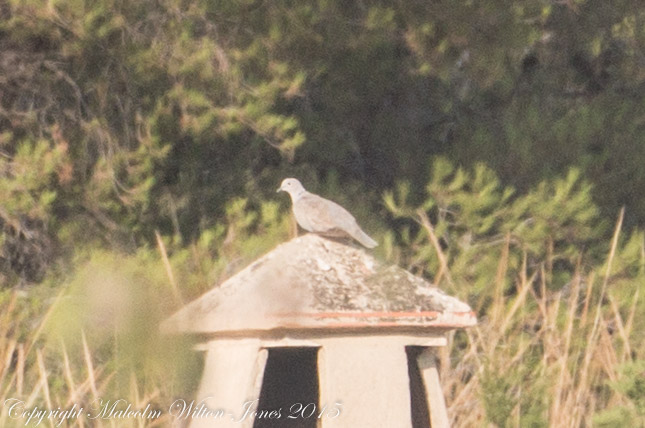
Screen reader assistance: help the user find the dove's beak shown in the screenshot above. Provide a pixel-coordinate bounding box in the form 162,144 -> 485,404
276,186 -> 283,193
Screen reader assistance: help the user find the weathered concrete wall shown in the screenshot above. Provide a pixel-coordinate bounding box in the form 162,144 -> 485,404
187,339 -> 265,428
187,334 -> 447,428
318,336 -> 413,428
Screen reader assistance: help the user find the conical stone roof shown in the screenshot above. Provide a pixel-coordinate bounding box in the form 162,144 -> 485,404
161,234 -> 476,335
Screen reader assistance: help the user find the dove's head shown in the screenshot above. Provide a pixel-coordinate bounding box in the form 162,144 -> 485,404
277,178 -> 306,199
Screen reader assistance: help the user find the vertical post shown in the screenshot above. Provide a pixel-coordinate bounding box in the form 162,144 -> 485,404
319,337 -> 413,428
417,348 -> 450,428
188,339 -> 267,428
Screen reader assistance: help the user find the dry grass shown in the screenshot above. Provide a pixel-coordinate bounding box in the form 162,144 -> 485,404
439,209 -> 642,427
0,213 -> 641,427
0,291 -> 176,427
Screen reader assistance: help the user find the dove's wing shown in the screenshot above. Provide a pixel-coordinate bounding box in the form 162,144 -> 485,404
293,192 -> 378,248
293,193 -> 357,234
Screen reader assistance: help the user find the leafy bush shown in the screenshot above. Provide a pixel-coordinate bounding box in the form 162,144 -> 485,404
385,158 -> 643,426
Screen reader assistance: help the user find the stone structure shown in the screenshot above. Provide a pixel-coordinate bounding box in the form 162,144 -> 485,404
161,234 -> 476,428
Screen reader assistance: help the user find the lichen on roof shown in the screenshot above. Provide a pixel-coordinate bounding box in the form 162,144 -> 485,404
161,234 -> 473,334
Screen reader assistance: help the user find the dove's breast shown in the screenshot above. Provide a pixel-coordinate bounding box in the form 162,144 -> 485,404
293,202 -> 316,231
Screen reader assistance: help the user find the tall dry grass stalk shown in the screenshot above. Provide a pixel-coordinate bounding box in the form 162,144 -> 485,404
441,209 -> 641,427
0,292 -> 176,428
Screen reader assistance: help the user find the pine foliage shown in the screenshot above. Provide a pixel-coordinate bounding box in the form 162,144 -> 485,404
0,1 -> 644,426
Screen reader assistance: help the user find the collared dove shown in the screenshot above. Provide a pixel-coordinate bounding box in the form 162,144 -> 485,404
277,178 -> 378,248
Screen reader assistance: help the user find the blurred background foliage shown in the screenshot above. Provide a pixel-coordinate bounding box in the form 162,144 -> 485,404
0,0 -> 644,426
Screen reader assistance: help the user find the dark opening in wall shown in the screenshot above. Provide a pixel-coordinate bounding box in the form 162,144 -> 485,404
254,347 -> 320,428
407,346 -> 431,428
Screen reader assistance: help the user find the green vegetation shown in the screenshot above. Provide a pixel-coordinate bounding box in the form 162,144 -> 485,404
0,0 -> 644,426
388,161 -> 644,427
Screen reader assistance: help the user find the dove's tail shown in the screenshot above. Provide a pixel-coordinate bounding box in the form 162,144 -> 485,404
352,227 -> 378,249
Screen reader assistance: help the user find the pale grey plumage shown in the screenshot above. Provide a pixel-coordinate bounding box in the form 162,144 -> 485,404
277,178 -> 378,248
